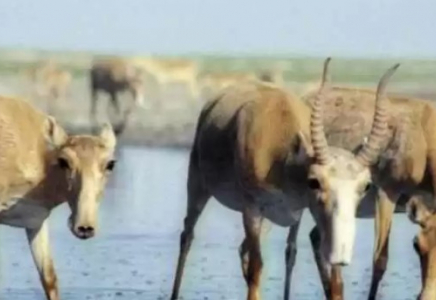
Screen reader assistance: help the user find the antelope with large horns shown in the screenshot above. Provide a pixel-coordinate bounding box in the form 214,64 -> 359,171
0,95 -> 117,300
170,61 -> 399,300
301,57 -> 436,300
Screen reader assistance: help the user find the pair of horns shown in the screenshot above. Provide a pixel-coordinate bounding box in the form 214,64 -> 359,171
310,57 -> 400,166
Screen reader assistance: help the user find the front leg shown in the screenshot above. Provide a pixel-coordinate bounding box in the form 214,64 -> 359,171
284,213 -> 302,300
239,237 -> 250,283
368,188 -> 397,300
109,92 -> 121,116
90,88 -> 98,126
26,219 -> 59,300
309,226 -> 333,299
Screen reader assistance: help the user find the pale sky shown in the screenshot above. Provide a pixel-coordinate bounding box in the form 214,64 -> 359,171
0,0 -> 435,58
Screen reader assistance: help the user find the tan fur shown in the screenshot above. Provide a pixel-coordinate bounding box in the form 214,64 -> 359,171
199,72 -> 258,95
408,197 -> 436,300
26,61 -> 72,112
301,68 -> 436,299
130,57 -> 199,99
0,95 -> 116,300
302,86 -> 436,192
235,83 -> 310,189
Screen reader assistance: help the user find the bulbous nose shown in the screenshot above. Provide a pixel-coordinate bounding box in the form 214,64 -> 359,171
334,261 -> 348,267
329,244 -> 352,266
76,226 -> 95,239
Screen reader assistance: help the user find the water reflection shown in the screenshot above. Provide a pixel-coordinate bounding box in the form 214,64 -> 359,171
0,146 -> 424,299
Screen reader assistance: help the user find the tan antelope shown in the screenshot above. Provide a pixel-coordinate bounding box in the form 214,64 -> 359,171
90,58 -> 144,124
130,57 -> 200,99
25,61 -> 72,114
170,62 -> 399,300
0,95 -> 117,300
300,58 -> 436,300
303,60 -> 436,299
408,197 -> 436,300
199,71 -> 257,92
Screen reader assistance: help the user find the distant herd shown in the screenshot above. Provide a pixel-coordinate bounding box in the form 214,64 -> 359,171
1,56 -> 436,300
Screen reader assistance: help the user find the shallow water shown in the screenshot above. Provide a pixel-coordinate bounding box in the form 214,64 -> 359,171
0,146 -> 423,299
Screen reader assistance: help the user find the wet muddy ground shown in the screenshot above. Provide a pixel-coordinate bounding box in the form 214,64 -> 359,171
0,147 -> 423,300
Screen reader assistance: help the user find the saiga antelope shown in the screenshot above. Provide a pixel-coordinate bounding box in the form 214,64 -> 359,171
0,95 -> 117,300
170,62 -> 399,300
130,57 -> 200,100
26,61 -> 72,114
302,58 -> 436,300
89,58 -> 144,125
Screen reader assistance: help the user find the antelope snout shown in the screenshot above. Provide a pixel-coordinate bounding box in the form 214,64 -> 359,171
329,243 -> 352,266
329,216 -> 356,266
68,215 -> 97,240
76,225 -> 95,239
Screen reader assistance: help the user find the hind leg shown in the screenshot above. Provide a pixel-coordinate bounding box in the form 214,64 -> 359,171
283,212 -> 302,300
243,204 -> 264,300
170,163 -> 210,300
239,216 -> 266,285
239,236 -> 250,283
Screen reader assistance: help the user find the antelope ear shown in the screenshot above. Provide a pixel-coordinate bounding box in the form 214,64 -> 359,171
44,116 -> 67,148
407,196 -> 431,227
295,131 -> 314,163
99,122 -> 117,149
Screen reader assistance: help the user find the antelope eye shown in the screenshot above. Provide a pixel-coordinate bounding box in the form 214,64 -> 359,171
57,157 -> 70,170
308,178 -> 321,190
106,160 -> 116,171
363,183 -> 372,193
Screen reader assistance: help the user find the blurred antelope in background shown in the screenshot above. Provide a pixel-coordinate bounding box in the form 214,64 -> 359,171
25,60 -> 72,114
198,71 -> 257,97
131,57 -> 200,100
89,58 -> 144,127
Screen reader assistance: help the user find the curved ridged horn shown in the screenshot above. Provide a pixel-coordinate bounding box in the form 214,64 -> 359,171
356,63 -> 400,166
310,57 -> 332,165
320,57 -> 331,90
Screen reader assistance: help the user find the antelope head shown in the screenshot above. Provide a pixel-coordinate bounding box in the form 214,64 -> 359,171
307,58 -> 399,265
408,196 -> 436,300
45,118 -> 117,239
